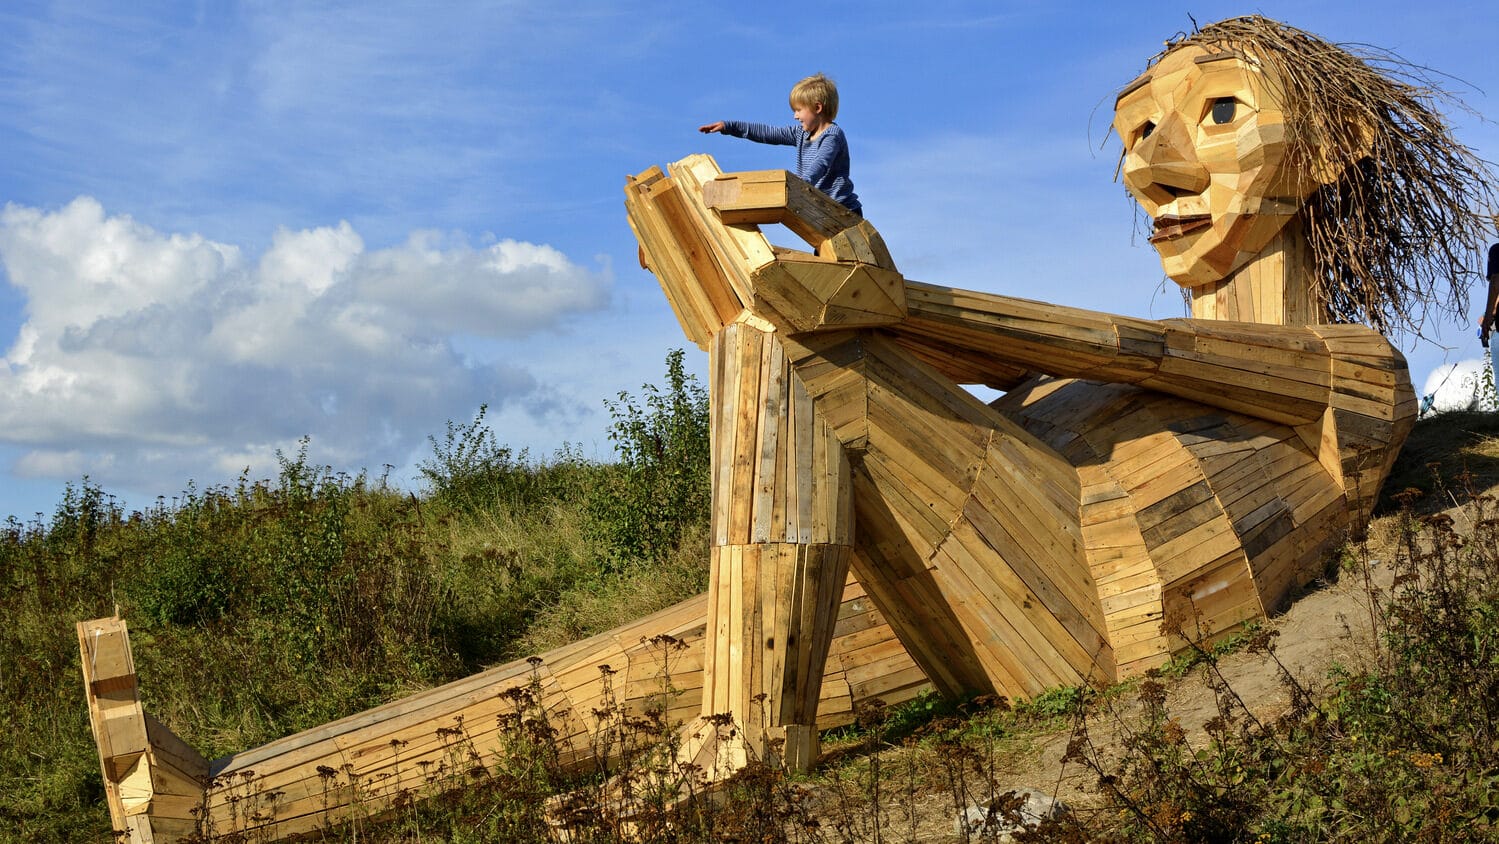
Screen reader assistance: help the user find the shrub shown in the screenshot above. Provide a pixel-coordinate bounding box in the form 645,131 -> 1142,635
587,349 -> 711,563
419,404 -> 591,516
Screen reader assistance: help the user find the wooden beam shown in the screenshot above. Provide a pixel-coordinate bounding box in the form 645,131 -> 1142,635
78,617 -> 209,844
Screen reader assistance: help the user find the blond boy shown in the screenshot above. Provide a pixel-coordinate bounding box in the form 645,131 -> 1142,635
700,73 -> 861,216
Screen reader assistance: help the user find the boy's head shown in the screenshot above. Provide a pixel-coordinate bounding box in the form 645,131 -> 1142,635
789,73 -> 838,122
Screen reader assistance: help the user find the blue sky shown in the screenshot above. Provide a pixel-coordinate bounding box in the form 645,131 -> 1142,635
1,1 -> 1495,519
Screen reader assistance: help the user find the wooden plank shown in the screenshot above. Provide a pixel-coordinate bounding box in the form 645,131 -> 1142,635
959,487 -> 1108,669
831,418 -> 853,543
1083,518 -> 1152,554
1137,480 -> 1225,547
212,575 -> 905,827
208,575 -> 914,832
711,327 -> 736,545
783,369 -> 803,541
1137,370 -> 1318,425
1152,516 -> 1246,586
728,544 -> 745,722
863,419 -> 974,523
971,449 -> 1092,610
856,448 -> 959,550
1252,496 -> 1347,605
711,545 -> 733,716
752,333 -> 783,543
1096,565 -> 1161,601
769,542 -> 792,724
865,377 -> 988,484
752,261 -> 830,328
1109,612 -> 1171,646
215,604 -> 683,774
796,393 -> 820,545
781,544 -> 805,726
788,356 -> 869,449
1331,388 -> 1398,422
1163,552 -> 1263,645
847,545 -> 984,697
930,529 -> 1082,693
862,334 -> 1013,438
645,177 -> 743,328
771,373 -> 791,543
728,326 -> 764,544
791,546 -> 820,723
1154,355 -> 1328,409
624,193 -> 713,349
144,713 -> 208,788
669,155 -> 776,286
1165,321 -> 1328,364
823,264 -> 905,323
889,332 -> 1031,388
756,541 -> 776,729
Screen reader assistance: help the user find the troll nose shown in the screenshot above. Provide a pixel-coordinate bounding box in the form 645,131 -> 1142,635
1123,118 -> 1209,204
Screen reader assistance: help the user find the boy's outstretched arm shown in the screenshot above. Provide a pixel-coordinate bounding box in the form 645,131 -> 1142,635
713,121 -> 801,146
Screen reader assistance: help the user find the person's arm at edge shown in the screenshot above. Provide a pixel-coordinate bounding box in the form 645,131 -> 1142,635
1481,272 -> 1499,346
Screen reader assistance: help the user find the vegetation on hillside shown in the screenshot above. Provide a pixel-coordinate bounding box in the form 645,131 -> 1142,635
0,351 -> 710,843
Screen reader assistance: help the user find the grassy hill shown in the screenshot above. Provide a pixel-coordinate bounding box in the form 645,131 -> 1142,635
1,352 -> 713,843
2,363 -> 1497,842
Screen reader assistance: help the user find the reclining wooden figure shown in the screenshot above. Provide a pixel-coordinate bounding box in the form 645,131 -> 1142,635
78,16 -> 1496,841
624,15 -> 1496,772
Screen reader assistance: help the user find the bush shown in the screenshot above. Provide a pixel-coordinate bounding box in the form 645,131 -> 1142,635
587,349 -> 710,563
419,405 -> 591,516
0,482 -> 131,842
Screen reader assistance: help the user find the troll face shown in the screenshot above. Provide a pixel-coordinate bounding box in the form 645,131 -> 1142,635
1114,45 -> 1335,287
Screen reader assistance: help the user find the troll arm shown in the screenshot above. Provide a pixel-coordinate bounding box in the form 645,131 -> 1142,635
896,282 -> 1355,427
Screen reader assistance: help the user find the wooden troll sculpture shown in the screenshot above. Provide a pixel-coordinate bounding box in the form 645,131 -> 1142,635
623,15 -> 1494,770
77,16 -> 1494,842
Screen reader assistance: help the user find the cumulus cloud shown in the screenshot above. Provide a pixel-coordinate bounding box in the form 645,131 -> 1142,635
0,197 -> 609,496
1420,356 -> 1499,415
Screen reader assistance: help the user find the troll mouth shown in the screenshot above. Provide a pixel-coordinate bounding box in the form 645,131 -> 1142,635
1149,214 -> 1212,243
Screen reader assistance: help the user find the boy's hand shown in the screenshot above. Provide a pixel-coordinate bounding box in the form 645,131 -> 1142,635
1482,313 -> 1494,347
699,121 -> 725,134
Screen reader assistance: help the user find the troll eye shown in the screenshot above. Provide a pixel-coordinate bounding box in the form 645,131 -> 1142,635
1210,98 -> 1237,125
1139,121 -> 1156,142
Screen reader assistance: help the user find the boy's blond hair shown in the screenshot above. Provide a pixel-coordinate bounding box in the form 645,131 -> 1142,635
789,73 -> 838,121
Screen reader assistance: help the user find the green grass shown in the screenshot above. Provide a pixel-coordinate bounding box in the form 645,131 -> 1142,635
0,352 -> 711,844
1377,409 -> 1499,512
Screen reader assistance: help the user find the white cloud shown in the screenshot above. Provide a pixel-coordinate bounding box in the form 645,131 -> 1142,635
0,197 -> 610,496
1420,357 -> 1499,415
353,231 -> 607,338
14,448 -> 97,479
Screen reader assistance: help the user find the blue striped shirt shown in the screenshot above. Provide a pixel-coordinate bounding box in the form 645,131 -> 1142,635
722,121 -> 861,216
